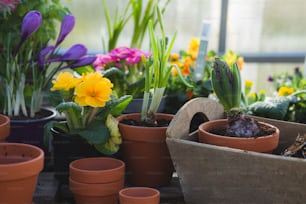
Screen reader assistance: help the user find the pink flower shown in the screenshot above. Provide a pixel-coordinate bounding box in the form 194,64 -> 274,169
93,54 -> 114,70
109,46 -> 132,60
0,0 -> 20,11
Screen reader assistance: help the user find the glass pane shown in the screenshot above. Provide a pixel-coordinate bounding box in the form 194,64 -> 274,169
59,0 -> 221,52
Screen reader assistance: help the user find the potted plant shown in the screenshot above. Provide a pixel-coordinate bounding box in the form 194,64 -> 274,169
117,7 -> 190,187
198,57 -> 280,153
0,9 -> 96,156
44,70 -> 132,185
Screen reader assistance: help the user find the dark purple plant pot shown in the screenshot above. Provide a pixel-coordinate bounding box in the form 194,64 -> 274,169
6,108 -> 57,169
51,127 -> 103,185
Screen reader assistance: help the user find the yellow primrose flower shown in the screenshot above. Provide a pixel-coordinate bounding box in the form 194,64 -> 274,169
278,86 -> 294,96
51,72 -> 82,91
74,75 -> 113,107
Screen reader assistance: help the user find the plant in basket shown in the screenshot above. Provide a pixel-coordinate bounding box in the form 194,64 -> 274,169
117,7 -> 190,187
198,57 -> 280,153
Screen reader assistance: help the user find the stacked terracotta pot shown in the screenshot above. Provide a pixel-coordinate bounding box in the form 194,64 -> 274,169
69,157 -> 125,204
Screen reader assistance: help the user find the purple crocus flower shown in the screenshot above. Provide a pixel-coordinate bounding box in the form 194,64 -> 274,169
38,45 -> 55,69
60,55 -> 97,70
20,10 -> 42,42
55,14 -> 75,47
48,44 -> 87,62
13,10 -> 42,57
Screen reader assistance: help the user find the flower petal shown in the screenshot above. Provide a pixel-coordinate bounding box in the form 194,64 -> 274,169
55,14 -> 75,47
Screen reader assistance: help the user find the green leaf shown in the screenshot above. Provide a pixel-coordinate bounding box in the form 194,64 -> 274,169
74,65 -> 95,75
76,120 -> 110,144
110,95 -> 133,116
248,97 -> 290,120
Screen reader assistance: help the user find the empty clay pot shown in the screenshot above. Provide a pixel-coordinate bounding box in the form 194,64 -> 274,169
0,143 -> 44,204
0,114 -> 10,142
119,187 -> 160,204
69,157 -> 125,204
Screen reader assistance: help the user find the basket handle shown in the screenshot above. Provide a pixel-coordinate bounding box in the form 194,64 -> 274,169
166,97 -> 224,139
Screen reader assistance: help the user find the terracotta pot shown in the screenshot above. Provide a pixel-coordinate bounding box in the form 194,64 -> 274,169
69,157 -> 125,204
0,114 -> 10,142
119,187 -> 160,204
0,143 -> 44,204
117,113 -> 174,187
7,108 -> 57,161
198,119 -> 280,153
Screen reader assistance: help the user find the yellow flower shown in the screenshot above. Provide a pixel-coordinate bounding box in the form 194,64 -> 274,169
187,37 -> 200,59
51,72 -> 82,91
74,73 -> 113,107
259,89 -> 265,95
170,53 -> 180,62
278,86 -> 294,96
245,80 -> 253,88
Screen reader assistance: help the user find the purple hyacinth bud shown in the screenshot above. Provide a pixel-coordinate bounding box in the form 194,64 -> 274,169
60,55 -> 97,70
55,14 -> 75,47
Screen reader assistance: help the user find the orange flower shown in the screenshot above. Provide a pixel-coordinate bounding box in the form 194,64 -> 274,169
170,53 -> 180,62
186,89 -> 193,100
237,57 -> 244,70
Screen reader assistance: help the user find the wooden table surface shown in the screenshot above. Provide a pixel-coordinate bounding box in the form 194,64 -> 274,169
33,172 -> 186,204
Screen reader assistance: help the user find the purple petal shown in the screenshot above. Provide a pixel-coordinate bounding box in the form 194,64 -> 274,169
55,14 -> 75,47
59,44 -> 87,61
21,10 -> 42,42
60,55 -> 97,69
38,45 -> 55,67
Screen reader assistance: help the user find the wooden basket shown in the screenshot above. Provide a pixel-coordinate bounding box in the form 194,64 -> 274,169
166,97 -> 306,204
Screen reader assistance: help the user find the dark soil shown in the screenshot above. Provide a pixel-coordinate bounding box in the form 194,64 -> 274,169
209,122 -> 277,138
8,108 -> 54,120
120,118 -> 171,127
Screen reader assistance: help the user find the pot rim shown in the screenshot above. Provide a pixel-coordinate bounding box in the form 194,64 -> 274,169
119,187 -> 160,199
198,119 -> 280,140
0,143 -> 44,180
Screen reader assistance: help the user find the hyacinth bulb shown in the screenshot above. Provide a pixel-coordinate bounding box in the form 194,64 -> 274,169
55,14 -> 75,47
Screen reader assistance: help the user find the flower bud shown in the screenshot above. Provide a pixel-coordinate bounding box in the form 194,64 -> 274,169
55,14 -> 75,47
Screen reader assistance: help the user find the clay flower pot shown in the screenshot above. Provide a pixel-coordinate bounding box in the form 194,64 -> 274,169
119,187 -> 160,204
117,113 -> 174,187
0,114 -> 10,142
0,143 -> 44,204
198,119 -> 280,153
69,157 -> 125,204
